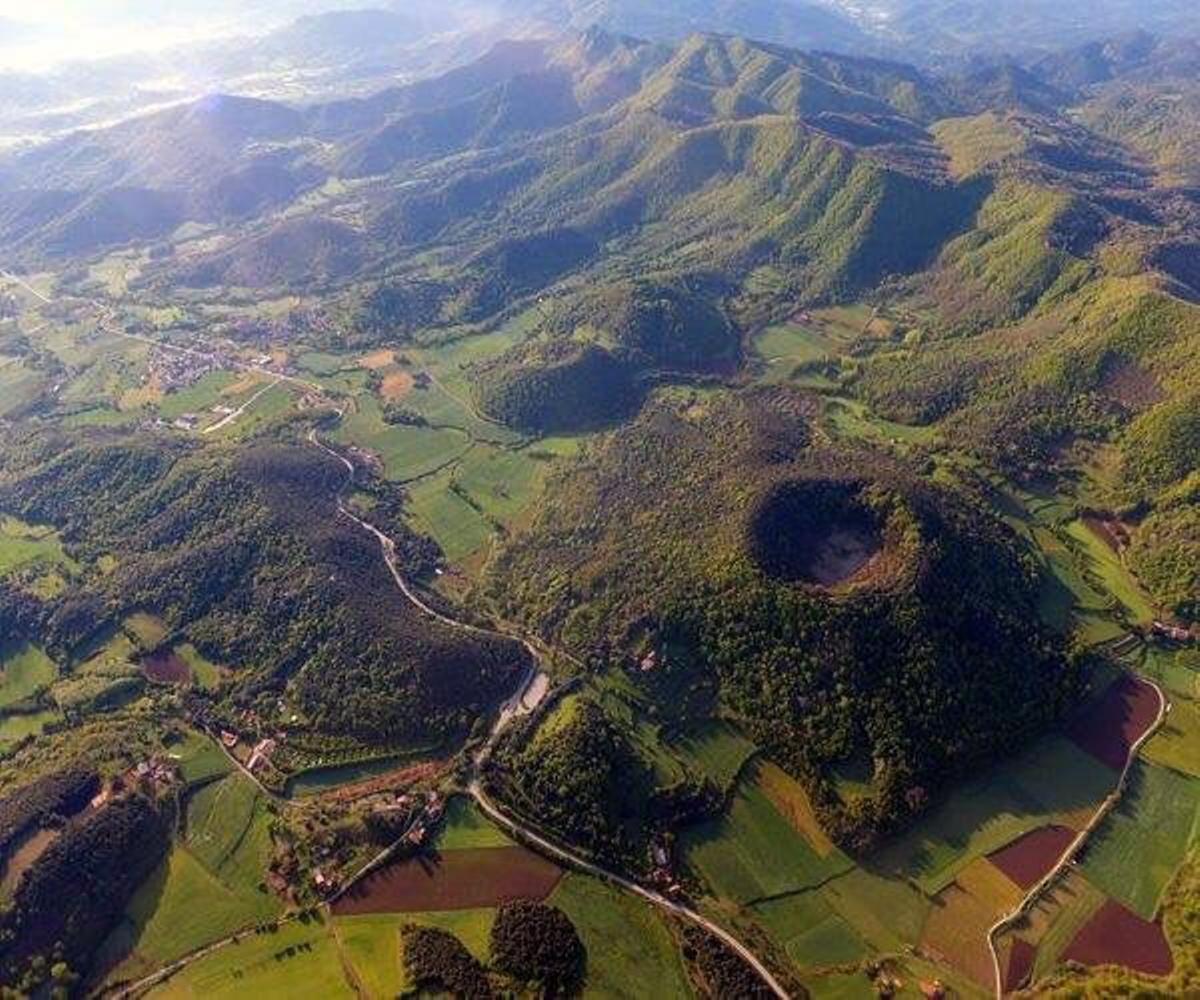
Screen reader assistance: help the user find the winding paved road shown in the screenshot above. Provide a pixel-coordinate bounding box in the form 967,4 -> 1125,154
311,427 -> 793,999
984,673 -> 1169,998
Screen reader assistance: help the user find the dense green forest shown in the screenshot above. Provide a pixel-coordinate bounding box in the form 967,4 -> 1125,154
0,795 -> 168,991
486,391 -> 1085,849
0,432 -> 529,745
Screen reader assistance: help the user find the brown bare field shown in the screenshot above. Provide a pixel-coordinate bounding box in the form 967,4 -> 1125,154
358,349 -> 396,370
141,651 -> 190,685
956,857 -> 1023,911
988,825 -> 1077,891
380,370 -> 415,401
919,884 -> 995,988
1004,937 -> 1036,993
1062,898 -> 1173,976
331,847 -> 562,915
1066,675 -> 1161,771
758,761 -> 837,857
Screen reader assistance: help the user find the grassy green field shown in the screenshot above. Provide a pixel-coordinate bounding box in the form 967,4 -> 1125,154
1078,760 -> 1200,918
549,875 -> 693,1000
752,890 -> 867,969
106,845 -> 282,979
336,396 -> 472,482
186,774 -> 278,897
0,708 -> 62,745
436,796 -> 514,850
0,642 -> 56,708
149,916 -> 352,1000
672,720 -> 758,791
0,515 -> 75,578
171,730 -> 232,786
1143,696 -> 1200,777
819,868 -> 931,954
335,908 -> 495,998
684,763 -> 853,903
1064,519 -> 1156,625
125,612 -> 169,649
404,468 -> 494,563
875,736 -> 1116,894
175,644 -> 225,690
157,371 -> 238,420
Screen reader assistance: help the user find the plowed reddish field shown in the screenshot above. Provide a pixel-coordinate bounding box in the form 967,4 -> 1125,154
1066,675 -> 1160,770
331,846 -> 562,914
988,825 -> 1077,890
1004,938 -> 1036,993
1062,898 -> 1173,976
142,651 -> 190,684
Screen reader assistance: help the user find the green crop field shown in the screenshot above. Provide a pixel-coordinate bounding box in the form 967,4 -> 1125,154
436,796 -> 513,850
684,763 -> 853,903
336,396 -> 472,482
673,720 -> 758,790
157,371 -> 238,420
404,468 -> 494,563
1064,520 -> 1156,625
1078,760 -> 1200,918
0,642 -> 56,708
876,736 -> 1115,893
1140,646 -> 1200,700
186,774 -> 278,897
149,916 -> 352,1000
549,875 -> 692,1000
751,890 -> 869,970
819,868 -> 931,953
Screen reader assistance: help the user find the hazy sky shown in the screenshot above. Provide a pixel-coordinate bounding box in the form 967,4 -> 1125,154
0,1 -> 365,70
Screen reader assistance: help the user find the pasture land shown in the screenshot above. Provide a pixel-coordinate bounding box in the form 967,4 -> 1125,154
752,891 -> 867,969
436,796 -> 513,850
105,846 -> 281,981
674,720 -> 758,791
1064,519 -> 1155,625
147,916 -> 352,1000
175,644 -> 225,690
1011,870 -> 1107,981
125,612 -> 169,649
172,730 -> 232,786
1143,696 -> 1200,777
819,868 -> 930,954
331,847 -> 562,915
335,908 -> 494,998
684,762 -> 853,904
186,774 -> 278,899
0,515 -> 76,578
336,395 -> 471,482
0,708 -> 61,745
404,469 -> 493,563
1078,760 -> 1200,918
757,761 -> 837,857
548,874 -> 693,1000
0,642 -> 56,708
875,736 -> 1115,894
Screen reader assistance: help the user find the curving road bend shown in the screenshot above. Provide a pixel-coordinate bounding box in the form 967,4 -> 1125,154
310,427 -> 793,1000
985,675 -> 1168,998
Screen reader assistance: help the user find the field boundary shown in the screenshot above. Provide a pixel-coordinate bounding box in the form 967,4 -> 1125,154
985,672 -> 1168,997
